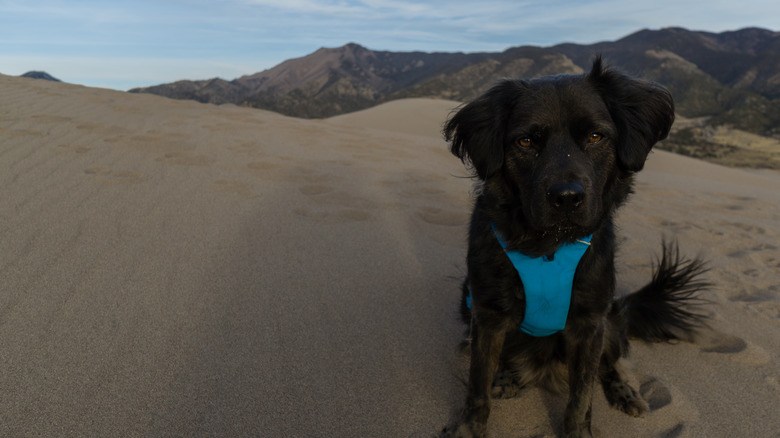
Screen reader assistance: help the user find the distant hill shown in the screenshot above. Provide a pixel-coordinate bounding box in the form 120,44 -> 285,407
132,43 -> 491,118
130,27 -> 780,168
21,71 -> 61,82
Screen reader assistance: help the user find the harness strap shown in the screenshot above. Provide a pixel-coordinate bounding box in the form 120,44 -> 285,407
467,226 -> 592,337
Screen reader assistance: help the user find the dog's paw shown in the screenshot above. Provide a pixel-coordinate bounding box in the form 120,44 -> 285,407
604,379 -> 649,417
490,368 -> 524,399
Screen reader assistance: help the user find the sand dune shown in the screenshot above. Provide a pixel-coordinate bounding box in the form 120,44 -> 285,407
1,73 -> 778,437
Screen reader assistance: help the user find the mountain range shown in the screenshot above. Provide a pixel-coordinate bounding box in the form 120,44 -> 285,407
129,27 -> 780,168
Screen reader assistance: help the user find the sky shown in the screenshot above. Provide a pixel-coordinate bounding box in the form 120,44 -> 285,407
1,0 -> 778,91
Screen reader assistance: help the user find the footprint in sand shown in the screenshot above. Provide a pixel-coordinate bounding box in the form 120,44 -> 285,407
729,288 -> 775,304
660,219 -> 693,231
640,378 -> 673,411
634,374 -> 698,438
718,220 -> 767,235
750,300 -> 780,320
727,243 -> 779,260
696,329 -> 770,366
729,287 -> 780,322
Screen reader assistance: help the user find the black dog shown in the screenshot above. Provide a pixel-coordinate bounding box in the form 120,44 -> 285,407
441,58 -> 709,438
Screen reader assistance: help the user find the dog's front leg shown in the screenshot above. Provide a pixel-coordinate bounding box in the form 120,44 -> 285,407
450,310 -> 510,438
563,319 -> 605,438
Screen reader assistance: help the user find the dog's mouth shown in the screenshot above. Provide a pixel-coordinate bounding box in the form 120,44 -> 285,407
531,211 -> 600,245
512,224 -> 589,257
540,223 -> 585,241
527,205 -> 597,236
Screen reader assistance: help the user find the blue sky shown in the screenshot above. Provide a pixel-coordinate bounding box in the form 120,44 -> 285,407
1,0 -> 778,90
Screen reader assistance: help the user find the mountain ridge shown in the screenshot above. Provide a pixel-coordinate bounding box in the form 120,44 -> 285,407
132,43 -> 492,118
128,27 -> 780,168
129,27 -> 779,121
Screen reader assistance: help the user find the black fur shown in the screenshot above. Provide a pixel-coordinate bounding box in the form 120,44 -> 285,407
441,58 -> 710,438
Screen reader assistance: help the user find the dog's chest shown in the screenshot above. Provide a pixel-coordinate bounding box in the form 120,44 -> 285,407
473,227 -> 592,336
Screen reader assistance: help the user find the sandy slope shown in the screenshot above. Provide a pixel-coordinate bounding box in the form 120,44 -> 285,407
1,74 -> 778,437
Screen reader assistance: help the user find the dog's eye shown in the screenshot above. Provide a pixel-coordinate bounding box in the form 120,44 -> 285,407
588,133 -> 604,144
517,137 -> 533,148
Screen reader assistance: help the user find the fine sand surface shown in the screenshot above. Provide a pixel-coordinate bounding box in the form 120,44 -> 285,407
1,74 -> 778,437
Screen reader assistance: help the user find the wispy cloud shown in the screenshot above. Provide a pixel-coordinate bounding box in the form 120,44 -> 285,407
242,0 -> 437,19
1,0 -> 777,89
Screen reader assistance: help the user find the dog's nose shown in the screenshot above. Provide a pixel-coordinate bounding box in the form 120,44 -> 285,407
547,182 -> 585,212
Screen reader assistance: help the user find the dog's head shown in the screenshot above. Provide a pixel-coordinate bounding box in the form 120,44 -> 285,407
444,57 -> 674,240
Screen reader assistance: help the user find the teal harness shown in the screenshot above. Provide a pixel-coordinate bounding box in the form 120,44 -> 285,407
467,225 -> 592,337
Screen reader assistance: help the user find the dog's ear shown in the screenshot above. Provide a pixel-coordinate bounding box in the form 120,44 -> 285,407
444,81 -> 522,179
587,57 -> 675,172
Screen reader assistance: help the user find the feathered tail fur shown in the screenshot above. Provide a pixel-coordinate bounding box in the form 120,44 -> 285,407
615,241 -> 712,343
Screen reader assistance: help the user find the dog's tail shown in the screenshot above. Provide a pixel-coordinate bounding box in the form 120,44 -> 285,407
614,241 -> 711,343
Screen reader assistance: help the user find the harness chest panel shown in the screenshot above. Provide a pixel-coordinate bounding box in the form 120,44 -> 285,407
467,226 -> 592,337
